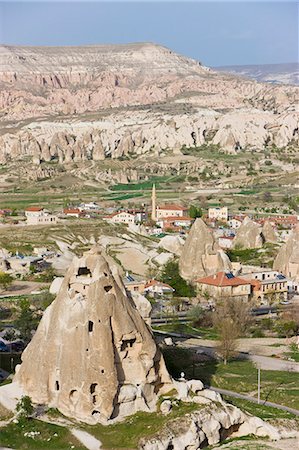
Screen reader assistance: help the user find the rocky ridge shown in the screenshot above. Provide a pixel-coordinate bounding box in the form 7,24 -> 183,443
0,43 -> 298,163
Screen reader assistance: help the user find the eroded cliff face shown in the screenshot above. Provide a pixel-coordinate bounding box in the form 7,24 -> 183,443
14,246 -> 172,424
0,43 -> 298,163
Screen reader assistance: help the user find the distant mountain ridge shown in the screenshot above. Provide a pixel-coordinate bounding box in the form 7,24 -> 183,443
215,63 -> 299,85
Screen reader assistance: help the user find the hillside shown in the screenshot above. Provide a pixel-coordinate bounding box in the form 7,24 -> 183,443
0,43 -> 298,166
215,63 -> 299,86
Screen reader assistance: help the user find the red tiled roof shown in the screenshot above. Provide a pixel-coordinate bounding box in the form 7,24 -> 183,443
144,279 -> 174,290
161,216 -> 193,222
157,204 -> 188,211
25,206 -> 43,212
63,208 -> 81,214
196,271 -> 251,287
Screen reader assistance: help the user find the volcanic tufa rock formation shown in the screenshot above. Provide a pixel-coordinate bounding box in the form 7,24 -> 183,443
232,217 -> 264,249
261,220 -> 278,244
14,245 -> 173,424
179,218 -> 231,281
273,225 -> 299,281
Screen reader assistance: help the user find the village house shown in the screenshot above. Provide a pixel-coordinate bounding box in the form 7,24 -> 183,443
218,235 -> 234,249
156,204 -> 189,220
105,210 -> 147,225
123,272 -> 146,294
63,208 -> 83,218
25,207 -> 58,225
78,202 -> 100,211
227,216 -> 244,229
196,271 -> 253,301
208,207 -> 228,222
240,269 -> 288,303
156,216 -> 193,231
144,279 -> 175,297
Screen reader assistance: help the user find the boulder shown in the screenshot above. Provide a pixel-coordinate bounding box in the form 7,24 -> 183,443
49,277 -> 63,295
232,217 -> 264,249
273,225 -> 299,281
158,235 -> 185,256
14,245 -> 173,424
179,218 -> 231,281
160,400 -> 172,415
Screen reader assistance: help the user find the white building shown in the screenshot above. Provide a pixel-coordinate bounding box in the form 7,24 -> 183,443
156,204 -> 189,220
25,207 -> 58,225
208,207 -> 228,222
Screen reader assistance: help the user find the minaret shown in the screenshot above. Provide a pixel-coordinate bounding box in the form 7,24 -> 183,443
151,183 -> 157,221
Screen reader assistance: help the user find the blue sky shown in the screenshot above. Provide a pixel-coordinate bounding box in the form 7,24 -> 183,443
0,1 -> 298,66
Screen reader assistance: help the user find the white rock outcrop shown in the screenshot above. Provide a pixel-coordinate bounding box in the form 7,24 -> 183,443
232,217 -> 264,249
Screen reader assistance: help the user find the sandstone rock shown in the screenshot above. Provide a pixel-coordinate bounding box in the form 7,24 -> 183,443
186,379 -> 204,393
235,416 -> 281,441
179,218 -> 231,281
49,277 -> 64,295
261,220 -> 278,244
130,292 -> 152,326
273,225 -> 299,280
14,246 -> 173,423
160,400 -> 172,415
232,217 -> 264,249
158,235 -> 185,256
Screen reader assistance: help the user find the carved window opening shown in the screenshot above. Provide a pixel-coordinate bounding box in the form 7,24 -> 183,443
88,321 -> 94,332
55,380 -> 60,391
92,395 -> 97,405
78,267 -> 91,277
90,383 -> 97,394
121,337 -> 136,352
101,369 -> 105,374
103,272 -> 108,277
92,410 -> 100,416
70,389 -> 77,400
104,285 -> 112,293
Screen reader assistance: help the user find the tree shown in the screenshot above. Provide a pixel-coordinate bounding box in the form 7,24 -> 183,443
159,259 -> 195,297
0,272 -> 13,291
189,205 -> 202,219
15,299 -> 38,344
16,395 -> 33,419
213,298 -> 251,364
215,317 -> 239,365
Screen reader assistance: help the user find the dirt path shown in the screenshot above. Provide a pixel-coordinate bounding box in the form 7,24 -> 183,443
71,428 -> 102,450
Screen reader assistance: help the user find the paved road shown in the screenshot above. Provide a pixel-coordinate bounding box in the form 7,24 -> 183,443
210,386 -> 299,416
178,341 -> 299,372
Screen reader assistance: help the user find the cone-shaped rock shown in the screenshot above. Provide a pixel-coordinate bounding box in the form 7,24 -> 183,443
273,225 -> 299,281
232,217 -> 264,249
179,218 -> 231,281
261,220 -> 277,244
14,246 -> 172,423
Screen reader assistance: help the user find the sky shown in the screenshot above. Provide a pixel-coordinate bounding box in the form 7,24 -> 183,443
0,1 -> 298,66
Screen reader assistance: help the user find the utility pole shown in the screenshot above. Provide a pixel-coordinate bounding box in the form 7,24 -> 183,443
257,365 -> 261,404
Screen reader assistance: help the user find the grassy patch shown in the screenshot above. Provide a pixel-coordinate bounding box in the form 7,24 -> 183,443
83,401 -> 200,449
227,243 -> 278,266
222,395 -> 297,420
0,418 -> 85,449
153,323 -> 218,339
192,360 -> 299,410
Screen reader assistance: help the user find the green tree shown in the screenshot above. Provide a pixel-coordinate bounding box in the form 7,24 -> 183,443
15,299 -> 38,344
16,395 -> 33,419
159,259 -> 195,297
0,272 -> 13,291
189,205 -> 202,219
